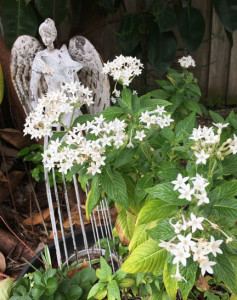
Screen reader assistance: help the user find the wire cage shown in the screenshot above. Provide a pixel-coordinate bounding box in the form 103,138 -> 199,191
44,136 -> 119,272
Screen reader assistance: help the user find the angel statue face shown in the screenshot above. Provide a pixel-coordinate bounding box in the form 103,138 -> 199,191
39,18 -> 57,49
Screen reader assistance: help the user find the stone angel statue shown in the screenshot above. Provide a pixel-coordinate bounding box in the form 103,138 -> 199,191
10,18 -> 110,118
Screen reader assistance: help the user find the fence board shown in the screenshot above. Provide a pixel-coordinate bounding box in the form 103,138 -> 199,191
207,11 -> 231,106
226,31 -> 237,105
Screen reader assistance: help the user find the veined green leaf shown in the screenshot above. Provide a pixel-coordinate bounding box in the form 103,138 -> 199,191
213,251 -> 237,294
129,222 -> 156,252
213,0 -> 237,32
146,182 -> 190,206
115,205 -> 136,245
210,180 -> 237,202
0,278 -> 14,300
101,106 -> 124,120
213,198 -> 237,218
163,256 -> 178,300
136,199 -> 177,226
122,88 -> 132,109
121,240 -> 167,273
135,175 -> 153,203
108,280 -> 121,300
102,168 -> 128,209
175,112 -> 196,142
86,175 -> 101,218
147,219 -> 175,241
179,259 -> 198,300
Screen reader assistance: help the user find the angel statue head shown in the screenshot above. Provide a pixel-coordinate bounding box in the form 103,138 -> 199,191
39,18 -> 57,50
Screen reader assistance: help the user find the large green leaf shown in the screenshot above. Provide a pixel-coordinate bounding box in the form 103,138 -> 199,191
213,251 -> 237,294
102,168 -> 128,209
121,240 -> 167,273
147,219 -> 175,241
210,180 -> 237,202
128,223 -> 150,252
213,198 -> 237,218
135,175 -> 153,203
0,64 -> 4,104
213,0 -> 237,32
86,175 -> 102,218
177,6 -> 205,51
148,23 -> 177,74
174,111 -> 196,142
156,3 -> 176,32
115,205 -> 136,245
101,106 -> 124,120
118,14 -> 142,54
179,259 -> 198,300
136,199 -> 177,225
35,0 -> 67,24
0,278 -> 14,300
107,280 -> 121,300
1,0 -> 39,48
163,256 -> 178,300
146,182 -> 190,206
222,155 -> 237,176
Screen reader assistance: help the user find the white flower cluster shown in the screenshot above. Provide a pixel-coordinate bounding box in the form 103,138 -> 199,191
139,105 -> 174,129
178,55 -> 196,68
102,55 -> 143,86
172,173 -> 209,206
159,213 -> 223,281
190,123 -> 237,164
43,116 -> 127,175
24,82 -> 93,139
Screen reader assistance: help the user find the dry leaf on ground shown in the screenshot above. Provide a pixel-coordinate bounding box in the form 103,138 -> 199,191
67,259 -> 89,278
196,274 -> 210,291
0,171 -> 25,202
23,203 -> 57,226
0,128 -> 31,149
0,252 -> 6,273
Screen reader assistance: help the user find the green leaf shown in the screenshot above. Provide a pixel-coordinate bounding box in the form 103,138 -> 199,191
72,114 -> 94,127
179,259 -> 198,300
1,0 -> 39,48
0,64 -> 4,104
149,89 -> 170,99
50,131 -> 66,142
115,205 -> 136,245
101,106 -> 124,120
175,112 -> 196,142
210,180 -> 237,202
67,285 -> 82,300
107,280 -> 121,300
102,168 -> 128,209
156,3 -> 176,32
213,0 -> 237,32
135,175 -> 153,203
213,198 -> 237,218
184,99 -> 202,115
121,88 -> 132,109
88,282 -> 106,299
128,223 -> 150,252
163,256 -> 178,300
148,23 -> 177,74
118,14 -> 142,54
147,219 -> 175,241
136,199 -> 177,226
177,6 -> 205,51
100,256 -> 112,279
213,251 -> 237,294
114,147 -> 137,168
18,147 -> 29,157
35,0 -> 67,24
96,0 -> 121,13
45,277 -> 58,295
222,155 -> 237,176
71,267 -> 97,285
86,175 -> 102,218
121,240 -> 167,273
209,110 -> 224,123
0,278 -> 14,300
146,182 -> 190,206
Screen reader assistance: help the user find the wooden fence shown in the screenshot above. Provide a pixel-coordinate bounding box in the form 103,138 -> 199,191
77,0 -> 237,107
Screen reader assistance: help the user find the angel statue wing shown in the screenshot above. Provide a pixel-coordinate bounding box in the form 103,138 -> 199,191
68,36 -> 110,115
10,35 -> 47,116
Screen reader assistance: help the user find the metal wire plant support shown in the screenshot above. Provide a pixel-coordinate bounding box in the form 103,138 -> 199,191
44,137 -> 119,272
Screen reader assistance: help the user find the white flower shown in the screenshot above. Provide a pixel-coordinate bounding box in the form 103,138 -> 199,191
111,97 -> 117,104
178,183 -> 194,201
195,192 -> 209,206
172,247 -> 191,266
159,240 -> 176,252
187,213 -> 204,233
171,173 -> 189,191
213,123 -> 229,130
113,89 -> 121,98
209,236 -> 223,257
133,90 -> 137,95
135,130 -> 146,141
199,258 -> 216,275
87,162 -> 102,175
190,127 -> 203,141
169,219 -> 183,234
178,55 -> 196,68
191,174 -> 209,192
171,263 -> 187,282
195,149 -> 210,164
177,233 -> 195,252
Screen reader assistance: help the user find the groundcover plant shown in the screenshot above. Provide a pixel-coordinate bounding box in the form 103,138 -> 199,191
2,55 -> 237,299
